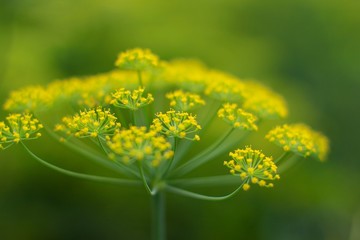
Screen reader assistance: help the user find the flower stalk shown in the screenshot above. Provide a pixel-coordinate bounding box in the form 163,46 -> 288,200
152,191 -> 166,240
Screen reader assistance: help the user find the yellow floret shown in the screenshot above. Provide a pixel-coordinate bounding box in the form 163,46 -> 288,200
111,87 -> 154,110
166,90 -> 205,111
115,48 -> 159,71
242,81 -> 288,119
3,86 -> 53,112
107,126 -> 173,166
57,107 -> 120,138
266,123 -> 329,161
0,113 -> 43,149
225,146 -> 279,190
218,103 -> 258,131
152,110 -> 201,141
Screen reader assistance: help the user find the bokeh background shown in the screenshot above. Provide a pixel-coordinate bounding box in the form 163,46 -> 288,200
0,0 -> 359,239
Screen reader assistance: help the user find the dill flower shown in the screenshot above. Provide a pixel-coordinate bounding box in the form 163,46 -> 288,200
1,48 -> 330,240
107,126 -> 174,167
204,71 -> 245,102
242,82 -> 288,119
160,59 -> 209,92
0,113 -> 43,148
224,146 -> 280,191
266,123 -> 329,161
217,103 -> 258,130
115,48 -> 159,71
152,110 -> 201,141
110,87 -> 154,110
165,90 -> 205,111
3,86 -> 53,112
56,107 -> 120,138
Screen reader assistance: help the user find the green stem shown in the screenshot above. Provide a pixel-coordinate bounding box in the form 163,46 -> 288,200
97,136 -> 109,155
112,107 -> 129,128
168,175 -> 239,187
45,125 -> 140,178
172,99 -> 222,165
162,138 -> 178,178
197,99 -> 222,133
172,128 -> 234,177
139,162 -> 155,195
132,109 -> 145,126
151,191 -> 166,240
137,70 -> 143,87
21,142 -> 141,186
278,154 -> 300,173
129,109 -> 135,125
1,143 -> 14,150
165,182 -> 244,201
274,151 -> 294,164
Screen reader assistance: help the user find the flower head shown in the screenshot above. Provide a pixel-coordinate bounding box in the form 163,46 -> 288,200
242,82 -> 288,119
217,103 -> 258,130
56,107 -> 120,138
107,126 -> 174,167
266,123 -> 329,161
3,86 -> 53,112
160,59 -> 209,92
224,146 -> 280,190
152,110 -> 201,141
115,48 -> 159,71
166,90 -> 205,111
110,87 -> 154,110
0,113 -> 43,148
1,48 -> 330,200
204,71 -> 245,102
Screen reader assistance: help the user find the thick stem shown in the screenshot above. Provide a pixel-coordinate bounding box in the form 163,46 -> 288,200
151,191 -> 166,240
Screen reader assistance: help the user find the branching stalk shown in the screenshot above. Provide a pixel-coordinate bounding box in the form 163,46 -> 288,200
21,142 -> 141,186
165,182 -> 245,201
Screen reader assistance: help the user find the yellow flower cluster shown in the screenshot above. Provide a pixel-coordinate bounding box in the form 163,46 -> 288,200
152,110 -> 201,141
3,86 -> 53,112
107,126 -> 174,167
115,48 -> 159,71
111,87 -> 154,110
1,48 -> 330,197
159,59 -> 209,92
3,50 -> 289,125
3,71 -> 137,112
56,108 -> 120,138
0,113 -> 43,148
224,146 -> 280,191
217,103 -> 258,131
204,71 -> 245,102
266,123 -> 329,161
166,90 -> 205,111
242,82 -> 288,119
158,61 -> 289,120
46,72 -> 133,108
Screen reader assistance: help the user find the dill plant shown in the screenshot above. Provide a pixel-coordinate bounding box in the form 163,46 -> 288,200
1,48 -> 329,240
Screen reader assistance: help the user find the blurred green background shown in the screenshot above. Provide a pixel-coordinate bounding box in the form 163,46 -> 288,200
0,0 -> 359,239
